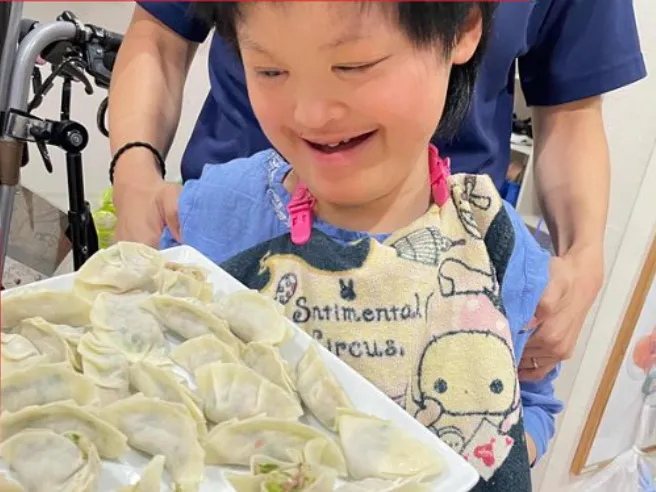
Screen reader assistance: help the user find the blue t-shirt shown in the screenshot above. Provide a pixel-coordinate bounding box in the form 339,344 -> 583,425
160,150 -> 564,478
139,0 -> 645,187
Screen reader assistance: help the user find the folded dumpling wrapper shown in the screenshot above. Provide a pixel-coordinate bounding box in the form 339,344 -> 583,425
336,408 -> 443,481
1,362 -> 98,413
194,362 -> 303,423
1,290 -> 91,329
117,455 -> 166,492
296,343 -> 353,430
73,242 -> 165,300
212,289 -> 292,345
203,415 -> 348,477
0,400 -> 128,459
170,334 -> 241,375
100,393 -> 205,492
0,429 -> 101,492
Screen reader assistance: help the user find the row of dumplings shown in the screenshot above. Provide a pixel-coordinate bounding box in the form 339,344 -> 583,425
0,242 -> 444,491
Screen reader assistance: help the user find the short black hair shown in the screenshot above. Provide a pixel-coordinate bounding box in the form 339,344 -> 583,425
192,2 -> 497,139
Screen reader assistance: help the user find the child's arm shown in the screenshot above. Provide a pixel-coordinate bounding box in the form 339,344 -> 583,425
498,202 -> 565,463
521,367 -> 563,463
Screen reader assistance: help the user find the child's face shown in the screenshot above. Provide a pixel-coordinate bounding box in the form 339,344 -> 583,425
237,3 -> 480,207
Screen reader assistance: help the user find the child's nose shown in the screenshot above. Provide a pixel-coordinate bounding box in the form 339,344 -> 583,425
293,93 -> 347,130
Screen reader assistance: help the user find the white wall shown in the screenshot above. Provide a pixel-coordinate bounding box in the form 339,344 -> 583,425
18,2 -> 210,212
13,2 -> 656,489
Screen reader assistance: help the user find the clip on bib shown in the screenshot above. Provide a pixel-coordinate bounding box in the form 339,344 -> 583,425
288,144 -> 451,246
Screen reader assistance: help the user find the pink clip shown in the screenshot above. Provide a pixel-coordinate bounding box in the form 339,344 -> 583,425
287,182 -> 315,245
429,145 -> 451,207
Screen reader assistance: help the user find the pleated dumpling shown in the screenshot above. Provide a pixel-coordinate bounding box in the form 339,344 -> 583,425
1,362 -> 98,413
1,333 -> 49,377
1,290 -> 91,329
195,362 -> 303,423
241,342 -> 297,395
128,361 -> 207,437
73,241 -> 164,300
225,460 -> 336,492
296,343 -> 353,430
77,331 -> 131,405
169,334 -> 241,374
203,415 -> 347,476
0,400 -> 128,459
154,261 -> 214,302
0,429 -> 101,492
117,455 -> 165,492
212,289 -> 292,345
90,292 -> 168,360
99,393 -> 205,492
11,317 -> 77,368
141,294 -> 242,352
336,409 -> 443,481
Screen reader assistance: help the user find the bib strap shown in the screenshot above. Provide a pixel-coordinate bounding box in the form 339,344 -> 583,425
288,144 -> 451,245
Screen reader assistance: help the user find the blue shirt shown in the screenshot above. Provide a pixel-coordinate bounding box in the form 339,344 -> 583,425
139,0 -> 645,188
161,149 -> 564,466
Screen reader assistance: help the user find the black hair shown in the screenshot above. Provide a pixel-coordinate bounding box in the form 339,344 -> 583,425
192,2 -> 497,139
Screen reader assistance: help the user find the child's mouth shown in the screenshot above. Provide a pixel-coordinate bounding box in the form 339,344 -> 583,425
304,131 -> 376,154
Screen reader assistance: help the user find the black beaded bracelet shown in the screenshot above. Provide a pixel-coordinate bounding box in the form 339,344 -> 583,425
109,141 -> 166,184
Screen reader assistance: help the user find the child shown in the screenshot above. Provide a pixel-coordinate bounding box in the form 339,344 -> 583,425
160,2 -> 563,490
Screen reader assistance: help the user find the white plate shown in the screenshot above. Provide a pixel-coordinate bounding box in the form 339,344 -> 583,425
0,245 -> 480,491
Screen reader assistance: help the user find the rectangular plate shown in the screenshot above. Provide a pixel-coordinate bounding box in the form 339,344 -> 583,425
0,245 -> 480,491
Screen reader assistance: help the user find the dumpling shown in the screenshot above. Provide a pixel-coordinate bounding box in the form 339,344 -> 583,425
100,393 -> 205,491
225,461 -> 336,492
73,241 -> 164,300
296,343 -> 352,430
195,362 -> 303,423
1,362 -> 98,413
336,409 -> 443,481
141,294 -> 242,351
77,331 -> 131,404
241,342 -> 297,395
154,262 -> 214,302
203,415 -> 347,476
170,334 -> 241,374
12,317 -> 76,368
47,323 -> 91,370
90,292 -> 168,360
1,333 -> 49,377
0,429 -> 101,492
336,476 -> 432,492
1,290 -> 91,329
128,361 -> 207,437
117,455 -> 165,492
0,400 -> 128,459
212,289 -> 292,345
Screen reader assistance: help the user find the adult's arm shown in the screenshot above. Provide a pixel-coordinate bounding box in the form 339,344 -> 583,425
108,3 -> 206,245
516,0 -> 646,379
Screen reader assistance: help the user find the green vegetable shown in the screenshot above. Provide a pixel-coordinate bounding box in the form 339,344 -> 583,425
256,463 -> 280,475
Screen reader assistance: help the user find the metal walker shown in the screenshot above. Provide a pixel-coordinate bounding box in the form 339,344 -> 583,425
0,3 -> 123,282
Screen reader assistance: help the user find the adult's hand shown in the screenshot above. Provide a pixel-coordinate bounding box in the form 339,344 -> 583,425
113,159 -> 182,248
518,244 -> 604,381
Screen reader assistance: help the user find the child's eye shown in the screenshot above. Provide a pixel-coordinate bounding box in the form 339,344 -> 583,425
255,69 -> 285,79
334,62 -> 377,73
334,57 -> 388,74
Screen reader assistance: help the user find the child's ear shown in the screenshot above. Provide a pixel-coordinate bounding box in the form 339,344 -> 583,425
451,8 -> 484,66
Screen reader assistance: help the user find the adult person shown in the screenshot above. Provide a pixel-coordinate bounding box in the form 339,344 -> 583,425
107,1 -> 646,385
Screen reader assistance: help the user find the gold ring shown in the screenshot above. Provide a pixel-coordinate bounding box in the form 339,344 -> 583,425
531,357 -> 539,369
